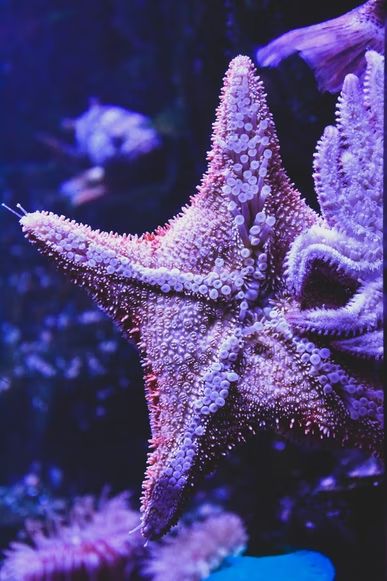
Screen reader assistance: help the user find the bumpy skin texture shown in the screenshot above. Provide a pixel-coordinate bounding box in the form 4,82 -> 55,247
19,55 -> 383,539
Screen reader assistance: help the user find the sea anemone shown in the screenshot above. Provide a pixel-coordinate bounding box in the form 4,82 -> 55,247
0,492 -> 144,580
143,511 -> 248,581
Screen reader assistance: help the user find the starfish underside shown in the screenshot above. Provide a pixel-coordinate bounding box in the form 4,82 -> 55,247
19,54 -> 383,539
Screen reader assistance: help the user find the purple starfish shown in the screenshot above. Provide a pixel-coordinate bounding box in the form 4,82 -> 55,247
8,53 -> 383,539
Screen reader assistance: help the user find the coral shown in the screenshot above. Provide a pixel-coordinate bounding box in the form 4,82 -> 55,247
1,496 -> 247,581
70,101 -> 161,166
256,0 -> 385,93
143,512 -> 247,581
11,53 -> 383,539
39,101 -> 161,206
0,493 -> 144,581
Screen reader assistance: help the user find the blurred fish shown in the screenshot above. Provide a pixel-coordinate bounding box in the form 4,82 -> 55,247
257,0 -> 385,92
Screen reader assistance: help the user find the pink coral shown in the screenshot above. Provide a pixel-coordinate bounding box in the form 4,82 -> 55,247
143,512 -> 248,581
0,492 -> 144,581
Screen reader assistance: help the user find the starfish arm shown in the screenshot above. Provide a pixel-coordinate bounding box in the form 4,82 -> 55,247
219,319 -> 383,461
286,281 -> 382,337
19,211 -> 157,277
137,296 -> 245,539
19,211 -> 160,324
313,54 -> 383,250
248,316 -> 383,452
285,52 -> 383,356
242,331 -> 350,440
20,211 -> 237,316
331,328 -> 383,359
154,56 -> 315,283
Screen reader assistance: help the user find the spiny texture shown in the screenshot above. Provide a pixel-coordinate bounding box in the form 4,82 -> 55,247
0,493 -> 143,581
257,0 -> 385,93
143,512 -> 247,581
18,55 -> 382,539
284,51 -> 383,430
286,51 -> 383,349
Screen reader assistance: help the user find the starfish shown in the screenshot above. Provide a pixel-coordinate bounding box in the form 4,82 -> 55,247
11,54 -> 383,539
